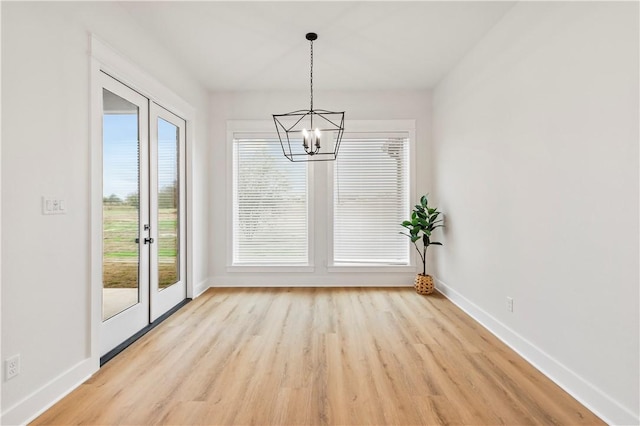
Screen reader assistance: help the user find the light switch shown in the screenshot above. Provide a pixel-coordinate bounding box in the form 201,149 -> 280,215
42,196 -> 66,215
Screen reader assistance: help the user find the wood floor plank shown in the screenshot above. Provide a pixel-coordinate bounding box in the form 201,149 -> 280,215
32,288 -> 605,425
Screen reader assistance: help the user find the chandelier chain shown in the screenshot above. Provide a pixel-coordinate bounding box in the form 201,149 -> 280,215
310,38 -> 314,112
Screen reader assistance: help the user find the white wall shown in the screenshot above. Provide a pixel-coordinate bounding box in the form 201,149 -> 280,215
432,2 -> 639,424
209,90 -> 431,287
1,2 -> 209,424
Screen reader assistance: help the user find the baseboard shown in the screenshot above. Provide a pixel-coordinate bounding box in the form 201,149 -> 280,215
210,283 -> 413,288
1,357 -> 97,426
208,277 -> 414,288
193,277 -> 211,297
434,277 -> 639,426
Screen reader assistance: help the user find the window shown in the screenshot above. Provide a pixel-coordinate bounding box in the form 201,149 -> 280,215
332,134 -> 410,265
229,120 -> 414,271
232,136 -> 309,265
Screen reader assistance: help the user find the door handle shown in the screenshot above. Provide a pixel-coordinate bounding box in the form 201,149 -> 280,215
134,237 -> 154,244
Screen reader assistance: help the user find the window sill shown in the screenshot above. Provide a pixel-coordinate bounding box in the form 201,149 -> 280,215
227,265 -> 315,273
327,264 -> 416,273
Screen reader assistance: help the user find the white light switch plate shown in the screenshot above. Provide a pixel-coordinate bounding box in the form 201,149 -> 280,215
42,196 -> 66,215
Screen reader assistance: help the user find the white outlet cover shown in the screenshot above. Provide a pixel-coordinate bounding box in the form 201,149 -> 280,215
5,354 -> 20,380
506,297 -> 514,312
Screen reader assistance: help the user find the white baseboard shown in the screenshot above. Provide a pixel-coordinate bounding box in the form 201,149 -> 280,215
1,357 -> 97,426
193,277 -> 211,298
208,277 -> 414,288
434,277 -> 639,426
210,283 -> 413,288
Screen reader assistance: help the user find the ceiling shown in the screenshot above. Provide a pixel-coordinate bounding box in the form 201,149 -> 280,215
119,1 -> 515,92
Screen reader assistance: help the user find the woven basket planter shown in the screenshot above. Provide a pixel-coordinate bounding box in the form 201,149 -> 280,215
414,274 -> 434,295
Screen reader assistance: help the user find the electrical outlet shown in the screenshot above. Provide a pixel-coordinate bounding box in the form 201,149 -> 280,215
506,297 -> 514,313
6,354 -> 20,380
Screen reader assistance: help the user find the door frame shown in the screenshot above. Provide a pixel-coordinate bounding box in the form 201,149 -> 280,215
90,35 -> 196,368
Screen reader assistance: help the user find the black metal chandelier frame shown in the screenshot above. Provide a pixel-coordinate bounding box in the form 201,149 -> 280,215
273,32 -> 345,162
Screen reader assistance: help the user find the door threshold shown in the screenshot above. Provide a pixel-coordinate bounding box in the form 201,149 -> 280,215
100,298 -> 191,366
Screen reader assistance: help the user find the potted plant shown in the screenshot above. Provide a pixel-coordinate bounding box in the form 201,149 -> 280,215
400,195 -> 444,295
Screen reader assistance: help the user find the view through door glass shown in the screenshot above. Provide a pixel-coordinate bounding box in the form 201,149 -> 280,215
157,118 -> 180,290
102,89 -> 140,320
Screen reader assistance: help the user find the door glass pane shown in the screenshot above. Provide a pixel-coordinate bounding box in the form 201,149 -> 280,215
102,89 -> 140,320
157,118 -> 180,290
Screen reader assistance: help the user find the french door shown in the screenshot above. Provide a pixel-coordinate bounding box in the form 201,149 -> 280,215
100,72 -> 186,356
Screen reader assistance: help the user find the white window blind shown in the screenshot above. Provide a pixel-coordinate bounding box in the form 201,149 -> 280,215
333,135 -> 410,265
233,136 -> 308,264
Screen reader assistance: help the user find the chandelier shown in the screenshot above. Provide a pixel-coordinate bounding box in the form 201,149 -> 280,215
273,33 -> 345,162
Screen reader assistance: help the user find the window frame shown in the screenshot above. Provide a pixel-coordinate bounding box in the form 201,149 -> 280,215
226,120 -> 315,272
327,120 -> 416,272
226,119 -> 416,273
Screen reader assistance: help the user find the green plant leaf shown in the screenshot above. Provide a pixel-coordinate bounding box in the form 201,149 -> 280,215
401,220 -> 412,227
431,242 -> 443,246
421,195 -> 428,207
411,236 -> 420,243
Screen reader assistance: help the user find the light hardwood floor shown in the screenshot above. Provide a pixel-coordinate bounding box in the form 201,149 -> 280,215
33,288 -> 604,425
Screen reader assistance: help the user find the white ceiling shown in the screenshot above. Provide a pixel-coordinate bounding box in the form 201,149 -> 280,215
119,1 -> 515,92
